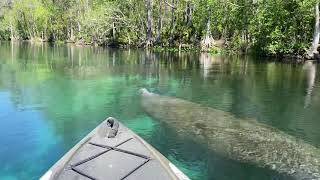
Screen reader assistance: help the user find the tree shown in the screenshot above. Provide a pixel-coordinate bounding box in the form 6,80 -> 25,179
308,2 -> 320,58
0,0 -> 319,59
145,0 -> 153,47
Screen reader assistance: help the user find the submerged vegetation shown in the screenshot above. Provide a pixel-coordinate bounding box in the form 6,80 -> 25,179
0,0 -> 320,57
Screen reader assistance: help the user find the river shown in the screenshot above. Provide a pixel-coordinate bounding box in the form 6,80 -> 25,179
0,42 -> 320,180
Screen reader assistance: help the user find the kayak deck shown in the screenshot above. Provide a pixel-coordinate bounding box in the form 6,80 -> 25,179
41,117 -> 189,180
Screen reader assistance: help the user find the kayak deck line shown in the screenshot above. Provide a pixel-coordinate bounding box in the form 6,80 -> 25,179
88,142 -> 151,159
41,117 -> 190,180
71,138 -> 134,167
70,139 -> 152,180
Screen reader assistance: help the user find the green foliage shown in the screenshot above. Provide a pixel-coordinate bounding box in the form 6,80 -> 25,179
208,46 -> 223,54
0,0 -> 318,56
249,0 -> 315,56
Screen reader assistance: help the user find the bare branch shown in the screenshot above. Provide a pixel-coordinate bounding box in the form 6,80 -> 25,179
164,0 -> 176,9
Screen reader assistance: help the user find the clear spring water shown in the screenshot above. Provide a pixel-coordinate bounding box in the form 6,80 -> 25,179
0,42 -> 320,180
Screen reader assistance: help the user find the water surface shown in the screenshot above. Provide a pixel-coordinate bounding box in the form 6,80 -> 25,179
0,42 -> 320,180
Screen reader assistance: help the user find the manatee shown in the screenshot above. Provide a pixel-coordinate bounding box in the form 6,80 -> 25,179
139,88 -> 320,180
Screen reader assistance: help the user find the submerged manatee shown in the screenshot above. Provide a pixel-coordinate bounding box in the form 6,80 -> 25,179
139,88 -> 320,180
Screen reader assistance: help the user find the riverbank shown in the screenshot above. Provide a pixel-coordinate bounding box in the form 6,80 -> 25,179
2,39 -> 319,63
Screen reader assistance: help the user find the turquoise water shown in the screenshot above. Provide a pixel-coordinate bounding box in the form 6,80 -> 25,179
0,42 -> 320,179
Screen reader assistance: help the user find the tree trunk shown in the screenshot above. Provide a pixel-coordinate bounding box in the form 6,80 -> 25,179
145,0 -> 153,47
10,20 -> 14,41
70,22 -> 74,41
309,2 -> 320,58
86,0 -> 89,10
201,18 -> 214,51
155,0 -> 162,44
44,26 -> 47,41
112,22 -> 116,40
77,3 -> 82,38
32,21 -> 38,39
185,1 -> 192,26
169,0 -> 175,46
77,21 -> 81,36
127,31 -> 131,45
